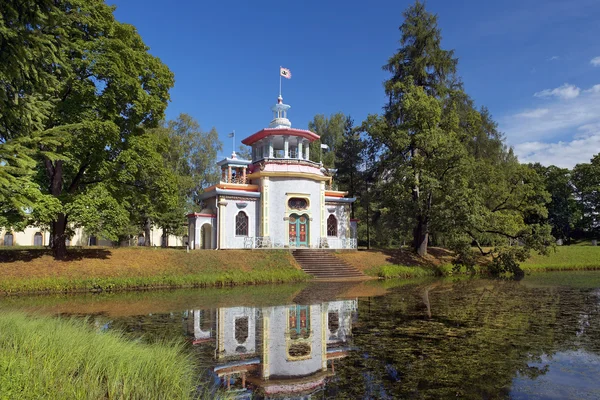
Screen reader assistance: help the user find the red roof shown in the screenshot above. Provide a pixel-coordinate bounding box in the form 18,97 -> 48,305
242,128 -> 320,145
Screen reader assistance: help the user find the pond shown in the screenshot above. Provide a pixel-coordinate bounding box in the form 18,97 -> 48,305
3,271 -> 600,399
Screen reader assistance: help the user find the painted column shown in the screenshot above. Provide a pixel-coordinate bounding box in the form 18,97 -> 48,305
268,139 -> 274,158
320,181 -> 326,242
304,140 -> 310,160
242,167 -> 246,184
262,307 -> 270,379
261,177 -> 269,238
218,199 -> 227,249
195,219 -> 202,249
283,136 -> 289,158
298,140 -> 303,160
321,304 -> 327,371
227,166 -> 232,183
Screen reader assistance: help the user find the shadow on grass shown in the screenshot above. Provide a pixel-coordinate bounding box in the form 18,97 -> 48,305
358,247 -> 454,267
0,248 -> 111,263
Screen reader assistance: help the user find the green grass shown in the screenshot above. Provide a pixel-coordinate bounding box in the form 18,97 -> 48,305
521,245 -> 600,272
365,264 -> 436,279
0,312 -> 198,399
0,268 -> 308,295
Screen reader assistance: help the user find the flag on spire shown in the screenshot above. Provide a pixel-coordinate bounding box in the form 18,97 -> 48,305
280,67 -> 292,79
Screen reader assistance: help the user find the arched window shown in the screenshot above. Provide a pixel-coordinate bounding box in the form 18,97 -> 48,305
236,212 -> 248,236
33,232 -> 43,246
327,215 -> 338,237
4,233 -> 13,246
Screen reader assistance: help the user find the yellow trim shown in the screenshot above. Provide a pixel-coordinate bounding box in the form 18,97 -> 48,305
217,183 -> 259,191
247,171 -> 332,182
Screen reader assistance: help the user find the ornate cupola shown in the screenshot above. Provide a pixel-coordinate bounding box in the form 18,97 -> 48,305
269,95 -> 291,128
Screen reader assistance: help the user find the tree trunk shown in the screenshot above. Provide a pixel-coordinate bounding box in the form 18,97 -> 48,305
411,148 -> 428,257
52,213 -> 68,259
413,215 -> 429,257
144,217 -> 152,247
162,228 -> 168,247
47,160 -> 68,259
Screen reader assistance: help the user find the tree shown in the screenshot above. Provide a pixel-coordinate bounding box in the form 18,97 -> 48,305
531,164 -> 579,244
359,1 -> 553,272
572,154 -> 600,239
308,113 -> 346,166
334,116 -> 364,218
381,1 -> 459,255
7,0 -> 175,258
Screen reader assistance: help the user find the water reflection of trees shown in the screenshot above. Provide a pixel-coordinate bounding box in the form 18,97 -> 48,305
325,279 -> 600,399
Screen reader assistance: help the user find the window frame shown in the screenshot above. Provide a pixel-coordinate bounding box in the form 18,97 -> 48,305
327,214 -> 338,237
235,211 -> 249,237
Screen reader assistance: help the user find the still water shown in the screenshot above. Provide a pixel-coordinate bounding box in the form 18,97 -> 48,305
4,272 -> 600,399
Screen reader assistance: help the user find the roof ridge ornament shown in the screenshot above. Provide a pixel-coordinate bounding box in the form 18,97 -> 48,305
269,95 -> 292,128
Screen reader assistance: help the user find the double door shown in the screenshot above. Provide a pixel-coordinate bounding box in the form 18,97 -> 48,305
289,214 -> 308,247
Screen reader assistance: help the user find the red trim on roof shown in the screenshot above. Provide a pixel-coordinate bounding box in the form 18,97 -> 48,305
242,128 -> 320,145
187,213 -> 216,218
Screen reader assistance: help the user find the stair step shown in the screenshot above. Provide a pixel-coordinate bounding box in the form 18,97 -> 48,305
292,250 -> 364,280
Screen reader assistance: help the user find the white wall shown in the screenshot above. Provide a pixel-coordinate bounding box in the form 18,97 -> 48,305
324,203 -> 351,249
266,177 -> 323,247
221,198 -> 259,249
264,304 -> 325,378
0,226 -> 185,247
218,307 -> 256,357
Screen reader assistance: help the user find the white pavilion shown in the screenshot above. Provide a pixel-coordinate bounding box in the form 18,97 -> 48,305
187,95 -> 357,250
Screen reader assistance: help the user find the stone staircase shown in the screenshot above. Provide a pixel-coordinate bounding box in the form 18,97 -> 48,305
292,249 -> 365,280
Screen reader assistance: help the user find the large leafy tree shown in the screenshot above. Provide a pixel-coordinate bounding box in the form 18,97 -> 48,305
531,164 -> 580,244
334,116 -> 364,218
308,113 -> 346,166
572,154 -> 600,240
2,0 -> 174,258
360,1 -> 552,272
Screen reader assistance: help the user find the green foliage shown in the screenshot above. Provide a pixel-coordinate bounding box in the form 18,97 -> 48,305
0,0 -> 175,257
308,112 -> 346,166
350,1 -> 553,273
572,153 -> 600,239
0,312 -> 198,399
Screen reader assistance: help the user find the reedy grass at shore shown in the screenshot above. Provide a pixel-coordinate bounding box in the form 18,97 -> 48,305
0,312 -> 199,399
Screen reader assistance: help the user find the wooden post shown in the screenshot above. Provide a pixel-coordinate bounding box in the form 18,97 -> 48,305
227,166 -> 232,183
242,167 -> 246,184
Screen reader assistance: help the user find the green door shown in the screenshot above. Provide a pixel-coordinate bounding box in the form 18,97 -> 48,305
289,214 -> 309,247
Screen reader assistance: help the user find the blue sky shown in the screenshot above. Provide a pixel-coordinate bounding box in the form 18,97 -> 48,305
111,0 -> 600,168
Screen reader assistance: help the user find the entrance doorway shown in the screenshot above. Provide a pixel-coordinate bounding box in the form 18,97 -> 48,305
289,214 -> 309,247
201,224 -> 212,249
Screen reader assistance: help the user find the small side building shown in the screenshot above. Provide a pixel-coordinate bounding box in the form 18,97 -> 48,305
187,95 -> 357,250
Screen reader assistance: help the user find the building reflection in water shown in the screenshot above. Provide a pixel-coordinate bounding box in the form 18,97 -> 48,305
183,300 -> 358,398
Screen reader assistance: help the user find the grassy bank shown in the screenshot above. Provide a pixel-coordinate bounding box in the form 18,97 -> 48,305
0,248 -> 308,295
0,312 -> 197,399
520,245 -> 600,272
336,245 -> 600,279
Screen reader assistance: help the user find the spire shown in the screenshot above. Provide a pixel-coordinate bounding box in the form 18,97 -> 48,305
269,95 -> 291,128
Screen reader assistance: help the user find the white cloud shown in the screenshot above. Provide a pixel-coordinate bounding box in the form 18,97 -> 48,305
548,56 -> 560,61
503,83 -> 600,167
534,83 -> 581,100
591,56 -> 600,66
515,108 -> 549,118
514,133 -> 600,168
584,84 -> 600,93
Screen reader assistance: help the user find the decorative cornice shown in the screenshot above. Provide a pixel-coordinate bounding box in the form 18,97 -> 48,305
247,171 -> 331,182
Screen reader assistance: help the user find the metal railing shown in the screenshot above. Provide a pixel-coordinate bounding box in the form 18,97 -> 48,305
243,237 -> 357,249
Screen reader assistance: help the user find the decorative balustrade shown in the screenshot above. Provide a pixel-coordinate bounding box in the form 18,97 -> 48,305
243,236 -> 357,249
222,175 -> 248,184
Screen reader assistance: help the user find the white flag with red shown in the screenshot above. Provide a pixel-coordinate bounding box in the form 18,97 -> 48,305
280,67 -> 292,79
